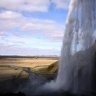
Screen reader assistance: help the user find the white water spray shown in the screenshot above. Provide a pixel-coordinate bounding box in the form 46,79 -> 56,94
40,0 -> 96,94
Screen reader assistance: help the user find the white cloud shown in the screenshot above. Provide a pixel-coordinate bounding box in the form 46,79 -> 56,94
0,42 -> 60,56
0,10 -> 65,55
0,0 -> 70,56
50,32 -> 64,41
0,0 -> 70,13
0,0 -> 50,12
0,11 -> 64,41
0,26 -> 63,55
0,11 -> 26,31
0,31 -> 7,36
0,10 -> 63,55
51,0 -> 70,9
0,11 -> 22,19
0,33 -> 62,49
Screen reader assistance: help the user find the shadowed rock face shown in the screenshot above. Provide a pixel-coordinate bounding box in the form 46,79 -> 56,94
0,92 -> 26,96
71,43 -> 96,93
70,44 -> 95,93
0,78 -> 28,94
92,44 -> 96,93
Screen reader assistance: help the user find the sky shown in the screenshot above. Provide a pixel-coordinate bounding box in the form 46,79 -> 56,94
0,0 -> 70,56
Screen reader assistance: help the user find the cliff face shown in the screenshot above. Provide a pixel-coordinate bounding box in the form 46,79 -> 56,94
61,43 -> 96,93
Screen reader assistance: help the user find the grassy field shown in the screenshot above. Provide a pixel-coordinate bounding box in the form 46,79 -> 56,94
0,57 -> 58,81
0,57 -> 58,68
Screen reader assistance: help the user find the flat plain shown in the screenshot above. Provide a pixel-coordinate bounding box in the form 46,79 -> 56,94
0,57 -> 58,81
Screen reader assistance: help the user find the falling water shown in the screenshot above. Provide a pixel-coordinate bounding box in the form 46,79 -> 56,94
55,0 -> 96,93
41,0 -> 96,94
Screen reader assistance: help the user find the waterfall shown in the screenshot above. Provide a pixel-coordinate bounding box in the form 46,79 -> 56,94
39,0 -> 96,94
55,0 -> 96,93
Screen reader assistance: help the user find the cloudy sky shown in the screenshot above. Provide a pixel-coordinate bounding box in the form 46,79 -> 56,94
0,0 -> 70,56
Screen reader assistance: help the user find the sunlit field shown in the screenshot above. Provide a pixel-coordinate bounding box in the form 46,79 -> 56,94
0,57 -> 58,68
0,57 -> 58,81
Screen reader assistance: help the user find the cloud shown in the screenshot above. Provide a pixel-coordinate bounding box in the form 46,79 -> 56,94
0,11 -> 23,19
0,11 -> 25,31
0,10 -> 64,56
0,33 -> 62,49
51,0 -> 70,9
0,0 -> 69,56
0,11 -> 64,41
0,42 -> 60,56
0,0 -> 70,13
0,31 -> 7,36
50,32 -> 64,41
0,0 -> 50,12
